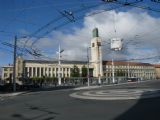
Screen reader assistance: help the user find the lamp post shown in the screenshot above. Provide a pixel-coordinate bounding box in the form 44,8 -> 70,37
58,45 -> 64,85
112,59 -> 115,83
128,62 -> 130,78
97,42 -> 102,85
87,47 -> 90,86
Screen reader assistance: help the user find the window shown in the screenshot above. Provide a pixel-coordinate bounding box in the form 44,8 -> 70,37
18,73 -> 21,77
33,67 -> 36,76
4,73 -> 7,77
4,68 -> 8,71
97,42 -> 101,46
41,68 -> 44,76
37,67 -> 40,77
29,67 -> 32,77
52,73 -> 55,77
92,43 -> 95,47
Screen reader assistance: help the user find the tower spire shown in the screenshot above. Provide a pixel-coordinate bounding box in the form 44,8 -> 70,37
92,28 -> 99,38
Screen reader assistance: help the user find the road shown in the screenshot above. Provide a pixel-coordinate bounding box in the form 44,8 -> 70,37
0,80 -> 160,120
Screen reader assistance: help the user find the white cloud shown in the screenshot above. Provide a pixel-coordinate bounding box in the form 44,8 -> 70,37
32,9 -> 160,62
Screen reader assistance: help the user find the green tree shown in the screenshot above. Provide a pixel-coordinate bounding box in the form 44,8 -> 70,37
81,65 -> 87,77
70,65 -> 80,77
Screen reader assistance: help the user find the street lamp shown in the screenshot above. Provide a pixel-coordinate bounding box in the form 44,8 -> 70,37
112,59 -> 115,83
87,47 -> 91,86
57,45 -> 64,85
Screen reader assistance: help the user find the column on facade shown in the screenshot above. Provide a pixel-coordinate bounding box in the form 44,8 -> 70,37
43,67 -> 45,77
51,67 -> 52,77
61,67 -> 63,78
49,67 -> 51,77
47,67 -> 49,77
39,67 -> 41,78
35,67 -> 37,77
31,67 -> 33,77
27,67 -> 29,77
69,67 -> 71,77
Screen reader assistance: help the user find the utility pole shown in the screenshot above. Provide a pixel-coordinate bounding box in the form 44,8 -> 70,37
13,36 -> 17,92
87,47 -> 90,86
112,59 -> 115,83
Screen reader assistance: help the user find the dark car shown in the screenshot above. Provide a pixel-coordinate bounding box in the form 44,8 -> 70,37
127,77 -> 138,82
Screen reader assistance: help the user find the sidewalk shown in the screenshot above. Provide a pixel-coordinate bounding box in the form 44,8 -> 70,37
73,80 -> 157,90
74,85 -> 102,90
0,92 -> 26,98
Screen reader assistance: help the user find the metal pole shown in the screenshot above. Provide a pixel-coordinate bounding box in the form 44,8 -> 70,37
128,62 -> 130,78
13,36 -> 17,92
58,45 -> 61,85
87,47 -> 90,86
98,45 -> 101,85
112,59 -> 115,83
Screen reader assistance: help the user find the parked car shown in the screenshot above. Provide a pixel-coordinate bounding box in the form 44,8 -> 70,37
127,77 -> 138,82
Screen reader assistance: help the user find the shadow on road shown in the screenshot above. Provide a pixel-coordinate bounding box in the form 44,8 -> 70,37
114,91 -> 160,120
0,85 -> 76,94
12,103 -> 59,120
26,85 -> 76,93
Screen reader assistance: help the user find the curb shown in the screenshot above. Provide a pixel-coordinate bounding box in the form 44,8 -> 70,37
0,92 -> 27,97
73,80 -> 158,90
73,86 -> 102,90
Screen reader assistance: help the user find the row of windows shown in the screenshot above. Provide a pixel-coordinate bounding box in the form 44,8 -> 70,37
105,65 -> 154,69
25,67 -> 70,72
105,73 -> 155,77
105,69 -> 155,72
25,67 -> 71,77
3,68 -> 13,71
104,68 -> 155,71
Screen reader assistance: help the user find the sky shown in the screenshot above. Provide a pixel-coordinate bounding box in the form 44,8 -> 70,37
0,0 -> 160,68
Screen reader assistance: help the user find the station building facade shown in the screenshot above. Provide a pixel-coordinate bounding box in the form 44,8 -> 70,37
1,28 -> 158,83
1,58 -> 157,83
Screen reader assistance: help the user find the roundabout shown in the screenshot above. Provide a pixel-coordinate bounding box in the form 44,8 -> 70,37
70,89 -> 160,100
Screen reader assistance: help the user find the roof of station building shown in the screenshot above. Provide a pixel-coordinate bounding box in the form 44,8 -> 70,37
24,60 -> 87,64
153,64 -> 160,68
103,61 -> 153,66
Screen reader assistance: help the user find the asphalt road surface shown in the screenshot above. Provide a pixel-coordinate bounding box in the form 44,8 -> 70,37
0,80 -> 160,120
